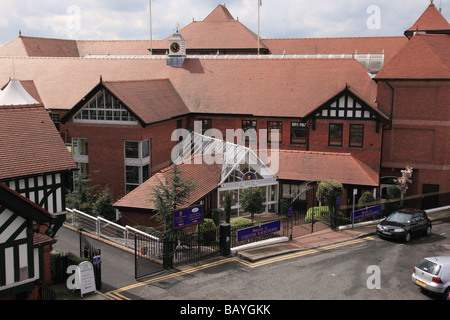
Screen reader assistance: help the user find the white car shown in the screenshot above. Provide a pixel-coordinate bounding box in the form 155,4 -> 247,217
412,256 -> 450,298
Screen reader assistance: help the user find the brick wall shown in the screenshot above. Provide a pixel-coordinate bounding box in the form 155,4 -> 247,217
377,80 -> 450,195
65,117 -> 187,200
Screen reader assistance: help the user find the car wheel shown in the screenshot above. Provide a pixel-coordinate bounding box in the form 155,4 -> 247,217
425,225 -> 432,236
444,287 -> 450,300
404,232 -> 411,242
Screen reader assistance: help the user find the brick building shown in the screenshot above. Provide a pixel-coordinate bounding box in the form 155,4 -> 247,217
0,3 -> 448,227
375,2 -> 450,208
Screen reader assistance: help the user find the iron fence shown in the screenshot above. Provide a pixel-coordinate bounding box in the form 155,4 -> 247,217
38,282 -> 56,300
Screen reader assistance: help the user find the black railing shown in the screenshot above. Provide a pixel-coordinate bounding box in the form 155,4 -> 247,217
38,282 -> 57,300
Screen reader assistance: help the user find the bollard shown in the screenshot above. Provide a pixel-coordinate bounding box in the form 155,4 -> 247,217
219,223 -> 231,257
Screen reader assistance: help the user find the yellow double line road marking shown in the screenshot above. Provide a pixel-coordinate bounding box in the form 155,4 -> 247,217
239,236 -> 374,268
106,258 -> 239,300
105,236 -> 373,300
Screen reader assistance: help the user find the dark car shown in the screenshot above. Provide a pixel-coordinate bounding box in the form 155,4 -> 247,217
376,208 -> 432,242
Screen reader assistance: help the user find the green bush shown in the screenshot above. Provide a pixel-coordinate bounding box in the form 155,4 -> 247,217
230,217 -> 253,227
358,191 -> 376,208
196,218 -> 217,245
305,206 -> 329,223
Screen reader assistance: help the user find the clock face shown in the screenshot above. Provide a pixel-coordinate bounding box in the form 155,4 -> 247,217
170,42 -> 180,53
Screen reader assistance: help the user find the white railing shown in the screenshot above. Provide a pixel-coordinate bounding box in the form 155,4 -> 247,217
65,208 -> 161,256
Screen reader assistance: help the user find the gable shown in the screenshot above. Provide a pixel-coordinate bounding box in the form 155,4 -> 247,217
72,87 -> 140,126
63,79 -> 189,126
303,86 -> 389,123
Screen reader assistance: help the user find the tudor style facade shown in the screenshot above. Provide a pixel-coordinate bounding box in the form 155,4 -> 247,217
0,79 -> 76,300
0,184 -> 56,300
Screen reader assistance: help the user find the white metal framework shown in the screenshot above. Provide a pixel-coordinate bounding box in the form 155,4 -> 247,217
175,132 -> 279,216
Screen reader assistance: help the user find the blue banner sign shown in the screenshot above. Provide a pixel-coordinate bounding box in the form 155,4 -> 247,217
237,220 -> 281,242
353,204 -> 381,221
173,206 -> 203,229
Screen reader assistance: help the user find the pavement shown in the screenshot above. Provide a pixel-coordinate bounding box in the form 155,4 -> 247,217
51,206 -> 450,300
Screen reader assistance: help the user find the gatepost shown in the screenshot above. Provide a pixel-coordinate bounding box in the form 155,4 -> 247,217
219,223 -> 231,256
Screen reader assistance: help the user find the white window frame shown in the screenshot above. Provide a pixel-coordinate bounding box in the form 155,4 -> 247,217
124,140 -> 151,193
74,90 -> 138,125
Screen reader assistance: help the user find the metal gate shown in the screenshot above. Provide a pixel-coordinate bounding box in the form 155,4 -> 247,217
282,208 -> 331,239
79,233 -> 102,290
134,232 -> 165,279
135,227 -> 221,278
171,227 -> 220,267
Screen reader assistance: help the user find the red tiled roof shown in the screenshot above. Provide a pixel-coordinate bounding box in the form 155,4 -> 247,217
33,232 -> 56,247
163,5 -> 268,51
277,150 -> 379,187
0,104 -> 76,180
18,80 -> 43,104
102,79 -> 190,124
0,56 -> 377,119
19,36 -> 79,57
405,2 -> 450,34
114,159 -> 221,211
375,34 -> 450,80
77,39 -> 158,56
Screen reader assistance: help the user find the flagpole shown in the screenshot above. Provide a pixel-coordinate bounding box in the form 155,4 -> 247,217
149,0 -> 153,54
258,0 -> 260,55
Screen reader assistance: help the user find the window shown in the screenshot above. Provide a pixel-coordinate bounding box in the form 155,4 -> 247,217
73,138 -> 88,156
242,120 -> 257,142
71,138 -> 89,190
74,89 -> 138,125
125,141 -> 150,159
329,124 -> 343,146
49,113 -> 60,131
291,122 -> 307,144
198,119 -> 212,135
349,124 -> 364,147
124,140 -> 151,193
268,121 -> 282,143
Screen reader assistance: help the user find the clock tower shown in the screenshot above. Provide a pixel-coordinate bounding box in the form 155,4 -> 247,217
168,31 -> 186,57
167,31 -> 186,67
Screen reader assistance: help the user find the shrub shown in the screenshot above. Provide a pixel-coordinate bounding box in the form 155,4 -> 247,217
305,206 -> 329,223
230,217 -> 253,227
196,218 -> 217,245
358,191 -> 376,208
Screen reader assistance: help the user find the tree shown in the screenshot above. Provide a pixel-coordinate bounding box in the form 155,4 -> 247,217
151,165 -> 196,232
93,187 -> 116,221
358,191 -> 376,208
66,173 -> 96,216
240,187 -> 265,222
316,180 -> 344,230
396,165 -> 413,206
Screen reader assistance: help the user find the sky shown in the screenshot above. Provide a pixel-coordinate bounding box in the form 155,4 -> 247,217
0,0 -> 448,46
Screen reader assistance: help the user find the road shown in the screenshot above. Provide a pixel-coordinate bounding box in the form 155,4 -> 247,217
53,218 -> 450,302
